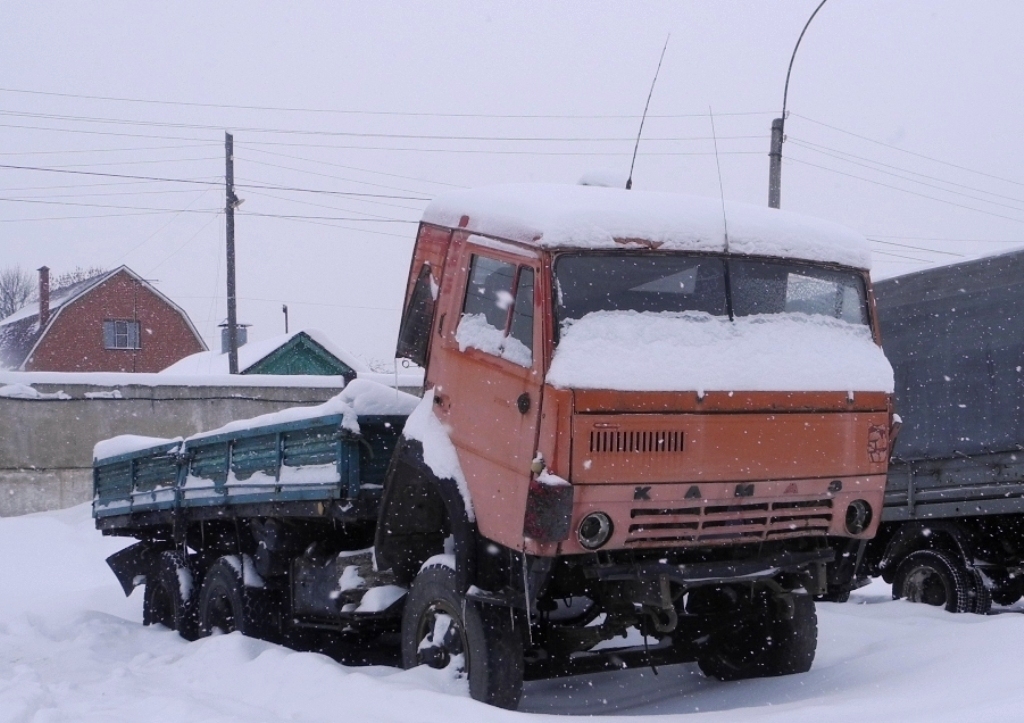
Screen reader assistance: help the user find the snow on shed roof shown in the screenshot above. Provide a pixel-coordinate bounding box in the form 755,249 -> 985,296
159,328 -> 370,376
422,183 -> 872,270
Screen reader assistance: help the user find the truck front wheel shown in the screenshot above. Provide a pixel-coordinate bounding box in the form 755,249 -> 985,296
143,550 -> 197,640
695,589 -> 817,681
401,565 -> 524,710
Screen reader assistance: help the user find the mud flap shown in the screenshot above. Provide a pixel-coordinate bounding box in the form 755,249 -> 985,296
106,541 -> 170,597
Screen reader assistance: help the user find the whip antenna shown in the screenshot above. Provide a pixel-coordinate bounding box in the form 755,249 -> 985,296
626,35 -> 670,190
709,106 -> 730,253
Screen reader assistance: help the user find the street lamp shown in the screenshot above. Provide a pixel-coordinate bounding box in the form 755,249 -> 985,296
768,0 -> 830,209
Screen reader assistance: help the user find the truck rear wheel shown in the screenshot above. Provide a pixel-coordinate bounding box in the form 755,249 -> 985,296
143,550 -> 197,641
401,565 -> 523,710
891,549 -> 973,613
695,589 -> 817,681
197,556 -> 273,639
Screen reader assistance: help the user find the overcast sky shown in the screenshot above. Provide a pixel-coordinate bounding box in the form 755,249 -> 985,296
1,1 -> 1022,362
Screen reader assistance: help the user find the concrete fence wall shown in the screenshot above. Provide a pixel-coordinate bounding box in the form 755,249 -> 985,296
0,382 -> 348,516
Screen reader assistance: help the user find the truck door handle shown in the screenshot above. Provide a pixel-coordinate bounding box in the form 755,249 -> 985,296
517,393 -> 531,415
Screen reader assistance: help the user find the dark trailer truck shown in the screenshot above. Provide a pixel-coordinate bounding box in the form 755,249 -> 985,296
831,248 -> 1024,613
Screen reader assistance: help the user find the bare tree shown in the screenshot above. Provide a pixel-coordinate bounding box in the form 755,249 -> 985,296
52,266 -> 106,291
0,266 -> 36,320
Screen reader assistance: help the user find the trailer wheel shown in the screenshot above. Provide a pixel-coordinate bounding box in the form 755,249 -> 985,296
143,550 -> 197,640
695,589 -> 817,681
891,549 -> 972,613
967,568 -> 992,614
401,565 -> 523,710
986,571 -> 1022,607
197,556 -> 273,639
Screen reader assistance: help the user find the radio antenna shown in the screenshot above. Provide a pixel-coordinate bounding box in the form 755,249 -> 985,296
626,35 -> 670,190
709,106 -> 730,252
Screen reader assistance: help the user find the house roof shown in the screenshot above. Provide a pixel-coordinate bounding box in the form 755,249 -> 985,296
160,328 -> 369,376
422,183 -> 873,270
0,265 -> 207,371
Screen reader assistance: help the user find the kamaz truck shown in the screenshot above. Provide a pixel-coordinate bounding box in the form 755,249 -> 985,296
94,183 -> 895,709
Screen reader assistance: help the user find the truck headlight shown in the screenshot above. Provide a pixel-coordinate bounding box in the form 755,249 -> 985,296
578,512 -> 613,550
845,499 -> 873,535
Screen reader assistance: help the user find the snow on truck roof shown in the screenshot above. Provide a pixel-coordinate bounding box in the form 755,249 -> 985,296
422,183 -> 872,270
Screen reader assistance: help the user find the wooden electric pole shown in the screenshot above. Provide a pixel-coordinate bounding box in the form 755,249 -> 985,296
225,131 -> 239,374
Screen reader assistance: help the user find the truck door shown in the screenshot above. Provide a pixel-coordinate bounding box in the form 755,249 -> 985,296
430,243 -> 544,549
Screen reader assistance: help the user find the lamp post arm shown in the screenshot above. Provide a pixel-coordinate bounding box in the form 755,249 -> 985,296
782,0 -> 829,126
769,0 -> 830,209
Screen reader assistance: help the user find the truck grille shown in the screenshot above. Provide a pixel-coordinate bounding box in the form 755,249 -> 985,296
589,429 -> 684,454
626,498 -> 833,547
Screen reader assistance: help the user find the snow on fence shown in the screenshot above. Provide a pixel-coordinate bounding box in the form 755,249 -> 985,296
0,371 -> 420,517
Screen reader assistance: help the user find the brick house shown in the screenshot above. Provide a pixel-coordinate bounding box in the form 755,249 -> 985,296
0,266 -> 206,372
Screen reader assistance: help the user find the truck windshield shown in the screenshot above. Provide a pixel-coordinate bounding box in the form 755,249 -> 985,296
554,253 -> 868,329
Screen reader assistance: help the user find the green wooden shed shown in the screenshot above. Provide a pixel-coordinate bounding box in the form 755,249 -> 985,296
161,329 -> 365,383
243,332 -> 357,379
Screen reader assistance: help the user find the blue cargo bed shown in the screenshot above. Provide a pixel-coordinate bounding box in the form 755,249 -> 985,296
93,414 -> 405,520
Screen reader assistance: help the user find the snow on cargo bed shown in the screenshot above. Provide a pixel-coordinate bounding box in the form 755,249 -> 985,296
423,183 -> 872,270
188,378 -> 419,441
546,311 -> 894,393
93,434 -> 181,462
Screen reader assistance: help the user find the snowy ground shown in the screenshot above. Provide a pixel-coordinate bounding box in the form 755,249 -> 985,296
2,506 -> 1022,723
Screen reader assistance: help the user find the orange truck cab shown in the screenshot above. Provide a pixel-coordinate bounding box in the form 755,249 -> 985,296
376,183 -> 895,707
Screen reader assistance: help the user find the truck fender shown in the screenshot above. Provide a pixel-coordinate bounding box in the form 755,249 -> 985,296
879,521 -> 975,582
375,436 -> 477,591
105,540 -> 174,597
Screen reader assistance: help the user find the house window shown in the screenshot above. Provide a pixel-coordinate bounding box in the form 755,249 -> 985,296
103,320 -> 141,350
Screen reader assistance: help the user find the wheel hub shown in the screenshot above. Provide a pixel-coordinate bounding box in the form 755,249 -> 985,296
416,602 -> 467,673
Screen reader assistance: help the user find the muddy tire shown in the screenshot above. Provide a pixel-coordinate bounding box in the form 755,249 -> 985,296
891,549 -> 972,613
197,556 -> 274,639
696,589 -> 817,681
401,565 -> 523,710
143,550 -> 198,640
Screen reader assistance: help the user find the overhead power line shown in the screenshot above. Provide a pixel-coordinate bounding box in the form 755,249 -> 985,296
793,113 -> 1024,190
867,238 -> 965,257
789,137 -> 1024,209
0,85 -> 774,119
0,196 -> 222,213
783,156 -> 1024,225
240,145 -> 462,188
0,209 -> 194,222
869,234 -> 1023,244
0,142 -> 219,156
0,108 -> 768,142
0,162 -> 430,199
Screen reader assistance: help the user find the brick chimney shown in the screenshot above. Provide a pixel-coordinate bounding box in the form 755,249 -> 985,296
38,266 -> 50,328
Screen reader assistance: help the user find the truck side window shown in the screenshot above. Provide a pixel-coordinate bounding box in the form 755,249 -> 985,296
506,268 -> 534,365
396,264 -> 436,367
457,255 -> 533,367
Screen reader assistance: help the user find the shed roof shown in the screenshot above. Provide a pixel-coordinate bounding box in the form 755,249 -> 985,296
422,183 -> 872,270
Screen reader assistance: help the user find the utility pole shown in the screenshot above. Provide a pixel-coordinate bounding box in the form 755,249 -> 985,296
768,118 -> 784,209
225,131 -> 239,374
768,0 -> 829,209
